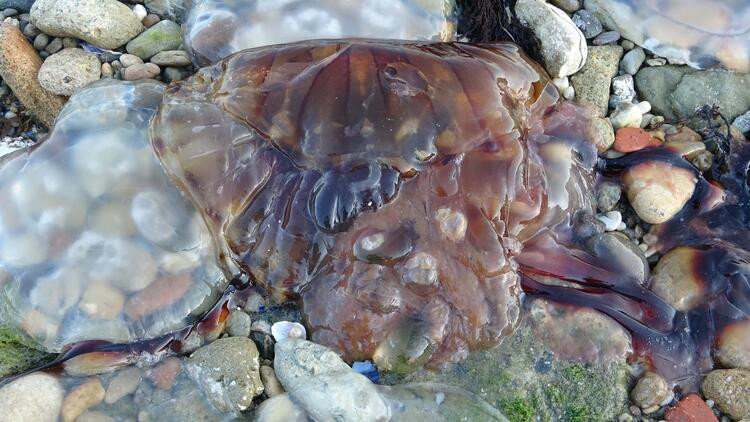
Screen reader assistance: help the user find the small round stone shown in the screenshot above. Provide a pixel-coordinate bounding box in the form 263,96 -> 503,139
631,371 -> 673,413
624,161 -> 696,224
716,320 -> 750,369
61,378 -> 106,422
592,31 -> 621,45
143,14 -> 161,28
621,47 -> 646,75
123,63 -> 160,81
572,9 -> 603,39
589,117 -> 615,153
38,48 -> 101,96
33,32 -> 49,50
119,53 -> 143,68
132,4 -> 147,21
596,181 -> 621,212
649,247 -> 704,312
149,50 -> 191,67
702,369 -> 750,421
610,102 -> 644,130
226,310 -> 253,337
45,37 -> 62,54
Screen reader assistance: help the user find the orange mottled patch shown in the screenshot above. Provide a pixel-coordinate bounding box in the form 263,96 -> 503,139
664,394 -> 718,422
614,127 -> 661,153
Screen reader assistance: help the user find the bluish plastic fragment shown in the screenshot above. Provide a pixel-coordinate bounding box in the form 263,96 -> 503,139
80,42 -> 105,55
352,360 -> 380,383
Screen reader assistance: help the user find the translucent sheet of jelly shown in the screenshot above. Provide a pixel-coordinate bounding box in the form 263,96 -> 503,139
586,0 -> 750,71
151,39 -> 599,366
0,80 -> 227,352
183,0 -> 458,66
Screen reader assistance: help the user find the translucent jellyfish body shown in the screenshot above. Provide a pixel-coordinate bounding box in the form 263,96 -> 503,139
0,80 -> 226,352
585,0 -> 750,71
152,40 -> 598,366
183,0 -> 457,65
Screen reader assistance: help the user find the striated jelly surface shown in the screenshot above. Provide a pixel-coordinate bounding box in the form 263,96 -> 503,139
0,81 -> 227,352
183,0 -> 458,66
152,40 -> 599,365
585,0 -> 750,71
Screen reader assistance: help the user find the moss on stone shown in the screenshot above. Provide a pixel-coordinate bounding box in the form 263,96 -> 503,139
386,316 -> 631,422
0,325 -> 53,377
500,398 -> 535,422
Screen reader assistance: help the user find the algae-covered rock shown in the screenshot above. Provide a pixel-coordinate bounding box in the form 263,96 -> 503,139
0,325 -> 53,377
387,301 -> 632,422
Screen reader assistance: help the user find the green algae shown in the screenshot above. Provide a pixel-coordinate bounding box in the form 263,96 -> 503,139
0,325 -> 53,378
385,317 -> 632,422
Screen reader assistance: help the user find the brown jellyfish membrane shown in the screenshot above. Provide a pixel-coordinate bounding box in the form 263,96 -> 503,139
151,39 -> 600,367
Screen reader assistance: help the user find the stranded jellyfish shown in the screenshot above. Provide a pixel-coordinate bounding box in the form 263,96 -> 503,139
151,40 -> 599,366
0,81 -> 227,353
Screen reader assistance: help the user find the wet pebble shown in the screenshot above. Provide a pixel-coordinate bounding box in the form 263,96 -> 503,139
275,339 -> 389,421
123,62 -> 160,81
649,247 -> 704,312
78,282 -> 125,320
61,378 -> 105,422
149,50 -> 190,67
104,367 -> 142,404
125,20 -> 181,60
664,394 -> 718,422
623,160 -> 696,224
44,37 -> 62,54
32,32 -> 48,50
226,309 -> 252,337
550,0 -> 581,13
150,357 -> 181,390
260,365 -> 285,397
610,101 -> 645,130
596,210 -> 622,231
614,127 -> 660,152
716,320 -> 750,369
570,45 -> 623,116
596,181 -> 621,212
592,30 -> 620,45
589,116 -> 615,152
610,74 -> 636,109
38,48 -> 101,96
30,0 -> 144,49
119,53 -> 143,68
515,0 -> 587,78
630,372 -> 673,414
621,47 -> 645,75
132,4 -> 147,21
142,14 -> 160,28
271,321 -> 307,343
0,373 -> 63,422
733,110 -> 750,135
572,9 -> 602,39
187,337 -> 264,412
702,369 -> 750,421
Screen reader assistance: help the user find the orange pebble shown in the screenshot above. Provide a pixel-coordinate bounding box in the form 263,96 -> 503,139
614,127 -> 661,153
664,394 -> 718,422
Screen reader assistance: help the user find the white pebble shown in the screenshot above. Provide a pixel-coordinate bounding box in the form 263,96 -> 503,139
563,85 -> 575,100
637,101 -> 652,114
271,321 -> 307,342
132,4 -> 147,21
596,210 -> 622,231
552,76 -> 569,91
